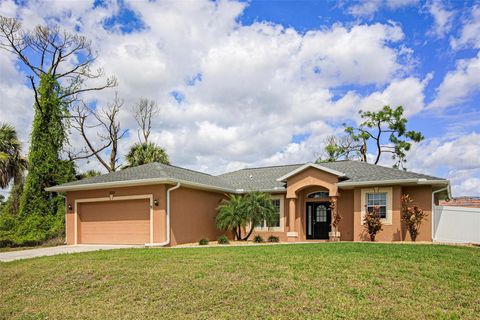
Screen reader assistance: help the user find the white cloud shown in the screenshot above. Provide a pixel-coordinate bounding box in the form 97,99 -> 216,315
450,5 -> 480,49
406,132 -> 480,196
429,53 -> 480,109
347,0 -> 418,18
426,0 -> 454,38
0,0 -> 459,184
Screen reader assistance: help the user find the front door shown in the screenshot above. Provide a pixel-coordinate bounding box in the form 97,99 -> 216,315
306,202 -> 331,239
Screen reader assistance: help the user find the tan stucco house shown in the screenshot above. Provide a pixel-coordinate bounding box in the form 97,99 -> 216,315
46,161 -> 451,246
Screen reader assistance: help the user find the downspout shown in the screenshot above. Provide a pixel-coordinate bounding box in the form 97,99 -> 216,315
146,182 -> 181,247
431,185 -> 450,242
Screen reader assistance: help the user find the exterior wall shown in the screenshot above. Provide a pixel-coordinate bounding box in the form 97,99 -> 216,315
352,185 -> 433,242
65,185 -> 166,245
286,168 -> 339,198
169,186 -> 225,246
402,186 -> 432,241
337,189 -> 354,241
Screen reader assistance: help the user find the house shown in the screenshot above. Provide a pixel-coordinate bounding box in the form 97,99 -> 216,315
439,196 -> 480,208
46,161 -> 451,246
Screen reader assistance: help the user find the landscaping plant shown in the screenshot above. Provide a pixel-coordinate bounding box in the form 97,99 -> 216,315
401,194 -> 427,241
267,235 -> 279,243
199,238 -> 209,245
253,235 -> 264,243
216,191 -> 277,241
217,235 -> 229,245
363,205 -> 383,241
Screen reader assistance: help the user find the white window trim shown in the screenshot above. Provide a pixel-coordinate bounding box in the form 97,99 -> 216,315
255,195 -> 285,232
360,187 -> 393,225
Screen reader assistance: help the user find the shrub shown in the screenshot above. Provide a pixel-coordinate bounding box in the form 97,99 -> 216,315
363,206 -> 383,241
267,235 -> 279,243
401,194 -> 427,241
217,235 -> 229,244
253,235 -> 264,243
198,238 -> 209,245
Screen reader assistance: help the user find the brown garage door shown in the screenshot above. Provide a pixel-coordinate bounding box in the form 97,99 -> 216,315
78,199 -> 150,244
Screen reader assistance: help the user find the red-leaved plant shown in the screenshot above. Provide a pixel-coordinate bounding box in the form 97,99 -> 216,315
363,205 -> 383,241
401,194 -> 427,241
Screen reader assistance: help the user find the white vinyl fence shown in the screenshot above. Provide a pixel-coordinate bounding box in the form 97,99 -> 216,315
433,206 -> 480,244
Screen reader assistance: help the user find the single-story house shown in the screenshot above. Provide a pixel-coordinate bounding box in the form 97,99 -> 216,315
46,161 -> 451,246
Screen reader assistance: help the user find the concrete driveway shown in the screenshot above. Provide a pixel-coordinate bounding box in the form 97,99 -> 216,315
0,245 -> 142,262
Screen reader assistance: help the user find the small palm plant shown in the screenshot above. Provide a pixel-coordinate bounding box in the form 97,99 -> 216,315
216,194 -> 245,240
363,205 -> 383,241
216,191 -> 277,241
241,191 -> 277,241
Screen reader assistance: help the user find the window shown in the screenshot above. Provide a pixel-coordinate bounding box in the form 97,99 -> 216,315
307,191 -> 329,199
366,193 -> 387,219
316,205 -> 327,222
256,197 -> 283,230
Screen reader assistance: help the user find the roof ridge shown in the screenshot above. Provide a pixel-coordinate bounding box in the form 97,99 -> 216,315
217,163 -> 305,175
155,162 -> 215,177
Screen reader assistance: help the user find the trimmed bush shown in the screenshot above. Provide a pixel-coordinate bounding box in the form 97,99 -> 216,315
198,238 -> 209,245
267,235 -> 279,243
217,235 -> 229,245
253,235 -> 264,243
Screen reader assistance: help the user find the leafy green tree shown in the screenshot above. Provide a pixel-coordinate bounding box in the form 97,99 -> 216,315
0,17 -> 115,245
345,106 -> 424,168
125,142 -> 170,168
216,192 -> 277,241
0,123 -> 27,188
17,75 -> 76,244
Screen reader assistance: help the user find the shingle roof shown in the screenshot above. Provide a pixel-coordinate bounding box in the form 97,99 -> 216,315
47,160 -> 447,192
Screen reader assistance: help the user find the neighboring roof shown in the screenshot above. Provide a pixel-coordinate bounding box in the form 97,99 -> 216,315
46,160 -> 449,193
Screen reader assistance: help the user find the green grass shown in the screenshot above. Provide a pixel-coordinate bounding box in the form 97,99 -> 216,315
1,243 -> 479,319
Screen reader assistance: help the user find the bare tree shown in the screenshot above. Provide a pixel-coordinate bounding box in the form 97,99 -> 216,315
315,135 -> 362,163
69,93 -> 127,172
0,16 -> 116,106
132,98 -> 160,143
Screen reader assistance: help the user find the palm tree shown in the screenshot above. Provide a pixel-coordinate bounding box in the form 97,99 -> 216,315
242,191 -> 277,240
216,194 -> 245,240
125,142 -> 170,168
0,123 -> 27,189
216,192 -> 277,241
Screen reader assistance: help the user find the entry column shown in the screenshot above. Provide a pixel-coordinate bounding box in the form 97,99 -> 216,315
287,197 -> 298,242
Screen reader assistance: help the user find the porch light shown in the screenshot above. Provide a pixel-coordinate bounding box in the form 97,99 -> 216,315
154,199 -> 159,206
68,204 -> 72,211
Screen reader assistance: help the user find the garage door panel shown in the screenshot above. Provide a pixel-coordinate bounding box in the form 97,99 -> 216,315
79,199 -> 150,245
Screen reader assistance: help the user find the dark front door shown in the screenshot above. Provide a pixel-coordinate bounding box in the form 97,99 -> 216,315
306,202 -> 331,239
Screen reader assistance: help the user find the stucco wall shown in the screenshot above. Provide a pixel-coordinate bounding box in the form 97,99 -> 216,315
169,187 -> 225,246
401,186 -> 432,241
337,189 -> 354,241
65,185 -> 166,245
352,185 -> 433,242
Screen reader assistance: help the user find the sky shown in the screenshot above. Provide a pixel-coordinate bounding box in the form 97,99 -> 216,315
0,0 -> 479,197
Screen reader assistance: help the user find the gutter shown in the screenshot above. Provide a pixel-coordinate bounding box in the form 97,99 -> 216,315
337,178 -> 450,188
146,182 -> 181,247
431,185 -> 452,242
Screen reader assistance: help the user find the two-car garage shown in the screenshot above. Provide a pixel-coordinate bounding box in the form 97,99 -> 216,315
76,198 -> 151,245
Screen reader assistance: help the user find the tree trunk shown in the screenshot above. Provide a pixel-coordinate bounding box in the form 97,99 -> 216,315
237,226 -> 242,240
243,225 -> 255,241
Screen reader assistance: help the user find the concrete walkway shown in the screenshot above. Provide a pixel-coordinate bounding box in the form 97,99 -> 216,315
0,245 -> 141,262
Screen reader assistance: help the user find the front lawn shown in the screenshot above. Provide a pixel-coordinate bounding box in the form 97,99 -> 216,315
1,243 -> 479,319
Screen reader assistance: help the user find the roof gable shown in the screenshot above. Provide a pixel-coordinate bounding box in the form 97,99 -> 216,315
276,163 -> 346,182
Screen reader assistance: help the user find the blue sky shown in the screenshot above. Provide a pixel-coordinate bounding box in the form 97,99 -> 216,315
0,0 -> 479,196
